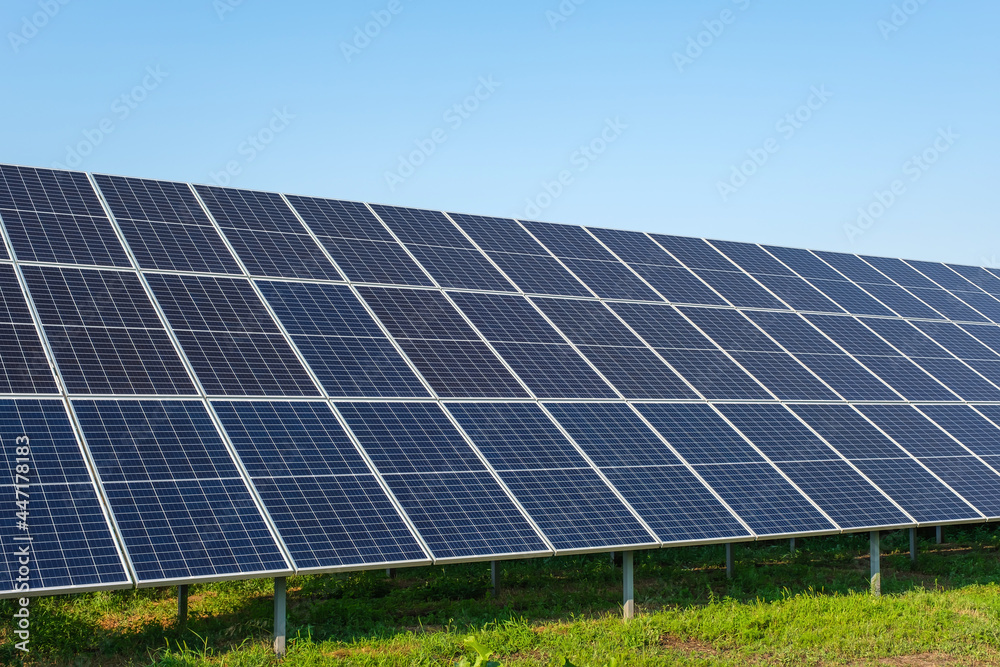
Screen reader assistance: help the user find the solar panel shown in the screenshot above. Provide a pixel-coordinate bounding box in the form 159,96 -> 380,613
447,402 -> 657,551
1,208 -> 131,268
804,279 -> 896,316
558,257 -> 662,301
690,269 -> 787,310
333,401 -> 549,559
906,287 -> 990,322
763,246 -> 845,281
814,252 -> 894,285
521,220 -> 619,262
751,274 -> 845,312
588,227 -> 681,267
212,400 -> 429,570
73,399 -> 291,584
948,264 -> 1000,296
0,399 -> 130,595
858,283 -> 944,319
709,240 -> 795,276
625,263 -> 727,305
93,175 -> 242,275
916,405 -> 1000,458
0,265 -> 58,394
861,255 -> 940,289
906,260 -> 982,293
651,235 -> 736,271
950,291 -> 1000,323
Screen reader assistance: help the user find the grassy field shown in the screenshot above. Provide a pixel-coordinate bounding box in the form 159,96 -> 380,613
4,525 -> 1000,665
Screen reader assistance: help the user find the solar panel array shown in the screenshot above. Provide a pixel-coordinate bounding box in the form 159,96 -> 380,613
4,163 -> 1000,597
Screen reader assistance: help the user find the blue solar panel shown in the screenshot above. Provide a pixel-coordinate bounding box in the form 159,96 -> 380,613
0,399 -> 129,595
627,264 -> 728,305
636,403 -> 762,465
691,269 -> 787,309
958,323 -> 1000,355
23,266 -> 196,395
728,351 -> 841,400
715,404 -> 843,462
588,227 -> 681,267
855,405 -> 971,458
74,399 -> 290,583
763,246 -> 845,281
532,297 -> 647,347
951,292 -> 1000,323
791,404 -> 914,460
92,175 -> 242,274
0,265 -> 58,394
907,288 -> 990,322
916,405 -> 1000,457
405,243 -> 516,291
145,274 -> 318,396
194,186 -> 303,233
710,240 -> 795,276
861,318 -> 950,358
0,165 -> 106,217
793,354 -> 902,401
448,292 -> 564,344
521,220 -> 619,262
543,403 -> 680,468
449,213 -> 548,255
803,314 -> 899,356
570,345 -> 699,399
356,286 -> 477,340
489,342 -> 618,399
212,401 -> 428,569
256,281 -> 430,398
904,357 -> 1000,401
447,403 -> 656,550
742,311 -> 841,355
859,283 -> 944,319
558,258 -> 663,301
322,238 -> 435,287
1,208 -> 131,268
805,279 -> 896,316
915,457 -> 1000,518
650,235 -> 736,271
751,274 -> 845,312
334,401 -> 548,559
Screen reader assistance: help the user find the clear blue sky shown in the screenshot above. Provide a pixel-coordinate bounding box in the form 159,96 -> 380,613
3,1 -> 997,265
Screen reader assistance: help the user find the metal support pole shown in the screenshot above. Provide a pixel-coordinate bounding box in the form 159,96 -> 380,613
790,537 -> 796,554
386,568 -> 396,579
910,527 -> 917,564
274,577 -> 287,656
870,531 -> 881,597
177,584 -> 188,630
490,561 -> 498,597
725,543 -> 734,579
623,550 -> 634,620
936,526 -> 943,544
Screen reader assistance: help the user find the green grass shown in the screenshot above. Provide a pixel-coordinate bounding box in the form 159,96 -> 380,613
4,526 -> 1000,665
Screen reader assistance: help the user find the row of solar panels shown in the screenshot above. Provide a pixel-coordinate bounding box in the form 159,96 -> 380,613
4,162 -> 1000,599
6,395 -> 1000,598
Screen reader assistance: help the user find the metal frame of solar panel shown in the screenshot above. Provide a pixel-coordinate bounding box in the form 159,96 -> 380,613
6,162 -> 1000,618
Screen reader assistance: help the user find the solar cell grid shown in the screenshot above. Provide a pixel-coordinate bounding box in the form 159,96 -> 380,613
918,405 -> 1000,458
948,264 -> 1000,295
855,405 -> 971,458
951,292 -> 1000,323
356,287 -> 478,340
803,314 -> 898,356
0,165 -> 105,217
220,226 -> 344,281
906,260 -> 982,293
487,341 -> 617,399
486,251 -> 593,297
1,208 -> 131,268
934,325 -> 1000,359
558,257 -> 663,301
679,307 -> 782,352
656,348 -> 773,400
916,456 -> 1000,518
792,400 -> 927,460
448,292 -> 566,344
114,218 -> 243,275
907,287 -> 989,322
690,269 -> 787,310
859,318 -> 950,359
650,235 -> 735,271
370,204 -> 473,249
543,403 -> 680,468
521,220 -> 617,261
813,252 -> 894,285
804,279 -> 895,316
762,246 -> 845,281
715,404 -> 840,463
858,283 -> 944,319
532,297 -> 645,347
742,311 -> 841,355
709,240 -> 795,276
751,274 -> 844,313
791,354 -> 902,401
609,303 -> 716,350
195,186 -> 303,234
635,403 -> 761,465
628,264 -> 727,305
450,213 -> 547,255
405,243 -> 516,291
286,196 -> 395,242
319,237 -> 435,287
861,255 -> 939,289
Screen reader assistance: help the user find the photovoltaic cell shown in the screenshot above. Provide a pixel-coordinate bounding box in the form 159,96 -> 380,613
558,257 -> 662,301
449,213 -> 547,255
0,165 -> 106,217
651,235 -> 736,271
287,196 -> 395,241
859,283 -> 944,319
74,399 -> 289,583
952,292 -> 1000,323
861,256 -> 939,289
405,243 -> 516,291
609,303 -> 716,350
690,269 -> 787,310
212,401 -> 428,569
371,204 -> 473,249
906,260 -> 981,293
447,402 -> 656,550
679,308 -> 782,352
521,220 -> 618,261
2,208 -> 131,268
656,348 -> 772,399
0,399 -> 129,595
635,403 -> 762,466
805,279 -> 895,316
948,264 -> 1000,296
917,405 -> 1000,457
710,240 -> 795,276
907,287 -> 989,322
588,227 -> 680,267
762,246 -> 844,281
814,252 -> 894,285
486,251 -> 593,296
751,274 -> 844,312
628,264 -> 727,305
916,456 -> 1000,518
714,404 -> 840,462
0,265 -> 57,394
914,323 -> 1000,361
856,405 -> 974,458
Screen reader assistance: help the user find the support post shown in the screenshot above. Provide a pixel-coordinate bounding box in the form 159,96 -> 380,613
910,527 -> 917,564
490,561 -> 498,597
177,584 -> 188,630
623,550 -> 634,620
936,526 -> 943,544
790,537 -> 796,554
386,568 -> 396,579
274,577 -> 287,656
870,531 -> 881,597
725,543 -> 734,579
